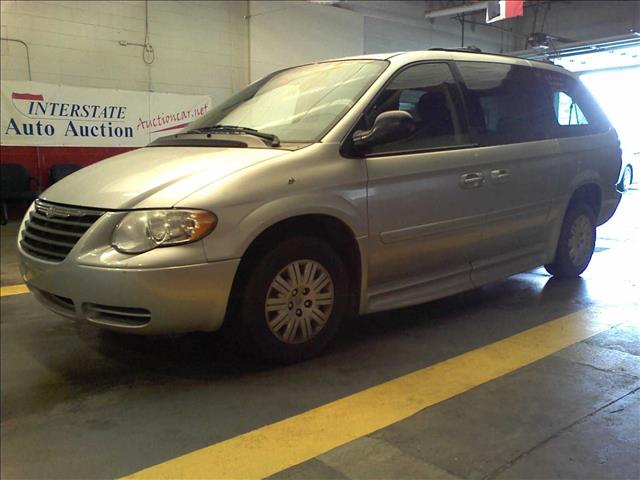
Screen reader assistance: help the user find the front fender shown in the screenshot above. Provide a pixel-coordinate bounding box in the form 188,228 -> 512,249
202,191 -> 366,262
177,143 -> 368,263
244,192 -> 365,243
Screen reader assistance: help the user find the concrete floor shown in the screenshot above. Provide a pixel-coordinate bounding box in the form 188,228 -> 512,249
1,188 -> 639,479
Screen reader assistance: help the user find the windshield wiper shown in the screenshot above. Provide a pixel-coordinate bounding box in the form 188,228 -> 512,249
186,125 -> 280,147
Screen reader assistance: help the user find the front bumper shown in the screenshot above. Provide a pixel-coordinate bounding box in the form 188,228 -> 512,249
20,254 -> 240,334
17,202 -> 241,335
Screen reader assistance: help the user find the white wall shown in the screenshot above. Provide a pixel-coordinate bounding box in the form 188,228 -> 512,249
0,0 -> 504,99
0,0 -> 248,105
248,0 -> 363,82
247,0 -> 505,82
354,0 -> 506,54
363,15 -> 506,55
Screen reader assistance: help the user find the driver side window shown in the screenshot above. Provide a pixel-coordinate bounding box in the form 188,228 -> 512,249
365,62 -> 470,154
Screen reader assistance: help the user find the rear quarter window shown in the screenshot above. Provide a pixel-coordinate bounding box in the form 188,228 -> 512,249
455,61 -> 610,145
538,69 -> 610,137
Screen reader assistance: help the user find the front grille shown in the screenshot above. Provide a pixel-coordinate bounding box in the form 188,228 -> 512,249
20,200 -> 104,262
84,303 -> 151,327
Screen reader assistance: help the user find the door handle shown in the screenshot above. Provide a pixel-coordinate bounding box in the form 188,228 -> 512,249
491,169 -> 510,184
460,172 -> 485,189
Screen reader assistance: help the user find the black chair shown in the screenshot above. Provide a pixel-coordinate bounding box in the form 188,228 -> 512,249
49,163 -> 82,184
1,164 -> 40,225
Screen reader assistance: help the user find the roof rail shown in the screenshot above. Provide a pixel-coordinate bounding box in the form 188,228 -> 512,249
425,47 -> 567,70
428,47 -> 556,64
429,47 -> 483,53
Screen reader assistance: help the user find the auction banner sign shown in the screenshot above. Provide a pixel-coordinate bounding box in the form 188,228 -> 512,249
1,81 -> 211,147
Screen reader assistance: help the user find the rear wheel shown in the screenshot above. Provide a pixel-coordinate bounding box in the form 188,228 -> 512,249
237,236 -> 349,363
545,203 -> 596,278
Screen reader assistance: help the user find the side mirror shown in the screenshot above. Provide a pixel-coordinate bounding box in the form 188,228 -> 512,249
352,110 -> 416,151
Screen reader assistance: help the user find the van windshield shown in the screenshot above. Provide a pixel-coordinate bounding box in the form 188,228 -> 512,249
186,60 -> 388,144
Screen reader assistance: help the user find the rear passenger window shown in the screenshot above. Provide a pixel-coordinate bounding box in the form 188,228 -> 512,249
362,62 -> 470,154
556,92 -> 589,126
456,62 -> 557,145
540,71 -> 609,136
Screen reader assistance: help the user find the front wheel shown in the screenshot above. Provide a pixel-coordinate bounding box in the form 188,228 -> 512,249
238,236 -> 349,363
545,203 -> 596,278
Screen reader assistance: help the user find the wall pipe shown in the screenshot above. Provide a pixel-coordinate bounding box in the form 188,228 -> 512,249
0,37 -> 32,80
246,0 -> 251,84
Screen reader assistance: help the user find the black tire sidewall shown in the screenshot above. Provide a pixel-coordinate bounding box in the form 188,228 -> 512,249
239,236 -> 349,363
546,203 -> 596,278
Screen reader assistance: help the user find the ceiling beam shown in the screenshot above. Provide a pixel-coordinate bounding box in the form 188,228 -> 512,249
424,1 -> 488,19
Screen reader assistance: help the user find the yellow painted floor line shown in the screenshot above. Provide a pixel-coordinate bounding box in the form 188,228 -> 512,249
0,284 -> 29,297
124,307 -> 618,480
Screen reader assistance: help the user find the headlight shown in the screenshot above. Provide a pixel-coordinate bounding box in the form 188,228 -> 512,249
112,209 -> 217,254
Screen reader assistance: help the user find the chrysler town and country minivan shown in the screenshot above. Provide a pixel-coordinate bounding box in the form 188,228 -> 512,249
18,49 -> 622,362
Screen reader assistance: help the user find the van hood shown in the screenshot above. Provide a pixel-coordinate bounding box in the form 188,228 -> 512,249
41,147 -> 288,209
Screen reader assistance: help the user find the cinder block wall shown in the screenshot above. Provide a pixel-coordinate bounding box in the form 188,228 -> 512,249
246,0 -> 506,83
0,0 -> 506,97
247,1 -> 364,83
0,0 -> 248,105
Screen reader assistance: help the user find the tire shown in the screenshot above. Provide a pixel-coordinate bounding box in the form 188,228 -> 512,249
618,165 -> 633,192
237,236 -> 349,363
544,202 -> 596,278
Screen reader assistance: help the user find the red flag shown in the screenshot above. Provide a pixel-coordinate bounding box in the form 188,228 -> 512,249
487,1 -> 524,23
505,0 -> 524,18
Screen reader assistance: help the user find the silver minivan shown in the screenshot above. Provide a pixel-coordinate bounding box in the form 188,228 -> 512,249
18,49 -> 622,362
